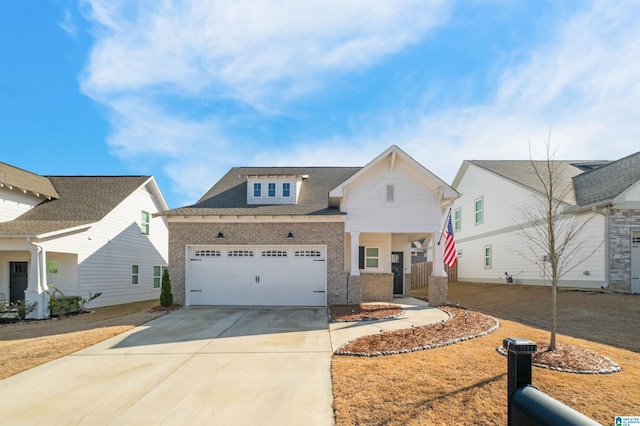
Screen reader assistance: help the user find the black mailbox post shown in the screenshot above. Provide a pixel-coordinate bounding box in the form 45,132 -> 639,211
504,337 -> 601,426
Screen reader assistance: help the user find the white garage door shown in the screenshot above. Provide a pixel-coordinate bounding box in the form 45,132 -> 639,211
186,245 -> 327,306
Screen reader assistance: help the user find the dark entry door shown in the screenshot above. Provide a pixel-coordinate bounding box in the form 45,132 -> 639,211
391,252 -> 404,294
9,262 -> 28,303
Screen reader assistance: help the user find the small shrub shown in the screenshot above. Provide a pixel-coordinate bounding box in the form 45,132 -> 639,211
0,300 -> 37,320
47,286 -> 102,317
160,268 -> 173,307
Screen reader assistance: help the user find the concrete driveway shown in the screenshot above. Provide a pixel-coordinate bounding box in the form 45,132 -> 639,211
1,306 -> 333,426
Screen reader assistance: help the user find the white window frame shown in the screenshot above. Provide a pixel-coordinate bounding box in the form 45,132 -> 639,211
253,183 -> 262,198
475,197 -> 484,225
141,211 -> 150,235
365,247 -> 379,268
282,182 -> 291,198
267,182 -> 276,197
153,265 -> 167,289
454,208 -> 461,232
131,264 -> 139,285
484,245 -> 492,269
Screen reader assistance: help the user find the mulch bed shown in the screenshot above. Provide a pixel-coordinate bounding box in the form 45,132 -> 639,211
497,341 -> 621,374
335,306 -> 499,356
329,303 -> 403,322
149,304 -> 182,313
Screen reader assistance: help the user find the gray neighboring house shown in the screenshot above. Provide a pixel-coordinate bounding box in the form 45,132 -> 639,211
570,151 -> 640,293
0,163 -> 169,318
157,145 -> 459,307
450,151 -> 640,293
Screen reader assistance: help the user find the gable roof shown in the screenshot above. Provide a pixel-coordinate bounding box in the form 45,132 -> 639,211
459,160 -> 602,205
0,162 -> 59,199
159,167 -> 361,217
573,151 -> 640,206
329,145 -> 459,204
0,175 -> 152,237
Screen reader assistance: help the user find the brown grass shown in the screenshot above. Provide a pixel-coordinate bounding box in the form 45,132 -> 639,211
332,282 -> 640,425
0,300 -> 165,380
332,318 -> 640,425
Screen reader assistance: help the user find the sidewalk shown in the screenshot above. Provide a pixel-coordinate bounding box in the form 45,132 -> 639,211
328,297 -> 449,352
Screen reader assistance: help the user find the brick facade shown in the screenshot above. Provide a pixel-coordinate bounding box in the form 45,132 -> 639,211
168,221 -> 348,305
361,273 -> 393,302
609,209 -> 640,293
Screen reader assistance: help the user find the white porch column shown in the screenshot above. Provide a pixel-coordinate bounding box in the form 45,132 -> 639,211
350,231 -> 360,276
432,232 -> 446,277
24,243 -> 48,319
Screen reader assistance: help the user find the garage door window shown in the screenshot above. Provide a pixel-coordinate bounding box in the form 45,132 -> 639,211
195,250 -> 221,257
228,250 -> 254,257
262,250 -> 288,257
295,250 -> 321,257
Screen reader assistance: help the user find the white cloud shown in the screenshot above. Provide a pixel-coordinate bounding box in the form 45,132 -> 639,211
58,9 -> 78,39
79,0 -> 640,206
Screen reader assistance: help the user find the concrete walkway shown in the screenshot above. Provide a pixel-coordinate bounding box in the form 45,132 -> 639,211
329,297 -> 449,351
1,298 -> 446,425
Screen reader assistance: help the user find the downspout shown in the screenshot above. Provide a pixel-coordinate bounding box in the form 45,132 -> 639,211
600,206 -> 611,289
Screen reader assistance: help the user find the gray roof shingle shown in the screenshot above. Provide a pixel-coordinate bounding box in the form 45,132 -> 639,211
573,151 -> 640,206
0,162 -> 59,199
467,160 -> 598,205
0,175 -> 151,236
160,167 -> 361,216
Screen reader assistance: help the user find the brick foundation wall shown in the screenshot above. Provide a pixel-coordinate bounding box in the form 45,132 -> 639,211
168,221 -> 346,305
361,273 -> 393,302
609,209 -> 640,293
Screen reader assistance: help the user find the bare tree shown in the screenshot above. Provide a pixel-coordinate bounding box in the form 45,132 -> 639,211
516,137 -> 602,351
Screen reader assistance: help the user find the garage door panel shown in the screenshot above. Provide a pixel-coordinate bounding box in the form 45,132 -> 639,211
186,245 -> 326,306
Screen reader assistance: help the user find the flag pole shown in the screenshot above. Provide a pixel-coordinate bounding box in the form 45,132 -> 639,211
437,208 -> 452,246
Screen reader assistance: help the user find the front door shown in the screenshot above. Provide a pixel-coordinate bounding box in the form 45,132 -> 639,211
391,252 -> 404,295
9,262 -> 28,303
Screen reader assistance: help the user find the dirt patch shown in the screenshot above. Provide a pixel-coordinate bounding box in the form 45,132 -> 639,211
329,303 -> 403,322
415,282 -> 640,353
0,300 -> 166,380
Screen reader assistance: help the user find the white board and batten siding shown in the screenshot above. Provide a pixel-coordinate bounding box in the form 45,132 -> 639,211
341,156 -> 443,234
41,182 -> 168,308
452,164 -> 606,288
186,245 -> 327,306
0,187 -> 43,222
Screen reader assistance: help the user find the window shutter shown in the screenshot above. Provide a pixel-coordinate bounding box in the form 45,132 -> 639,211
358,246 -> 365,270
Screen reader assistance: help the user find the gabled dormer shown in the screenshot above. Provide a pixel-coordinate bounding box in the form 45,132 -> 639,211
246,174 -> 308,205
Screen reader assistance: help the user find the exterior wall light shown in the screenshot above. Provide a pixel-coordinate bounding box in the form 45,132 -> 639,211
216,232 -> 224,239
286,232 -> 294,239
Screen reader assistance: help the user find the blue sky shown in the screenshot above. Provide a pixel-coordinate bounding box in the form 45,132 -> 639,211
1,0 -> 639,208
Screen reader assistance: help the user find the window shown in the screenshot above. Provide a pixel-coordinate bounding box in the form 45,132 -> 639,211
141,211 -> 150,235
454,208 -> 461,232
282,182 -> 291,198
153,266 -> 164,289
268,182 -> 276,197
131,265 -> 139,285
386,184 -> 395,202
46,260 -> 59,274
365,247 -> 379,268
261,250 -> 288,257
474,198 -> 484,224
484,246 -> 492,269
194,250 -> 221,257
253,183 -> 262,198
294,250 -> 321,257
228,250 -> 254,257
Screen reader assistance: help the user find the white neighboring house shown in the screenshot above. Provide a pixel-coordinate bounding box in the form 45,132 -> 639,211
449,151 -> 640,293
158,145 -> 459,307
0,163 -> 169,318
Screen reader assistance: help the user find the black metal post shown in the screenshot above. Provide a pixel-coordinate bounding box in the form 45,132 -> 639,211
504,337 -> 537,426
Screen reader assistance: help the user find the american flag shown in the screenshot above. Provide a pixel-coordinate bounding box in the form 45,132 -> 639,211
443,214 -> 457,267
